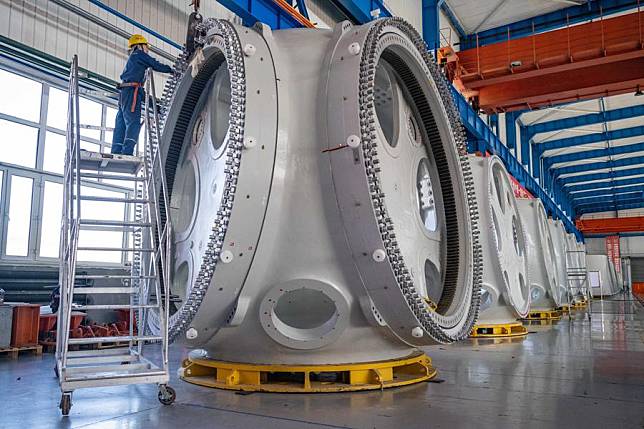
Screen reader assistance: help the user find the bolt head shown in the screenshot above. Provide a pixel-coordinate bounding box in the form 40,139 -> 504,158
372,248 -> 386,262
221,250 -> 234,264
348,42 -> 361,56
411,326 -> 424,338
346,135 -> 361,148
243,44 -> 256,57
243,136 -> 257,149
186,327 -> 198,340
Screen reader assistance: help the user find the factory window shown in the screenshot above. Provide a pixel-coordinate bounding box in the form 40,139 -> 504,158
0,119 -> 38,168
0,68 -> 42,122
5,175 -> 34,256
39,181 -> 63,258
0,64 -> 129,265
47,87 -> 69,130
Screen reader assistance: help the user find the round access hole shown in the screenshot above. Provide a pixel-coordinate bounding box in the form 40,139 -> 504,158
271,288 -> 338,342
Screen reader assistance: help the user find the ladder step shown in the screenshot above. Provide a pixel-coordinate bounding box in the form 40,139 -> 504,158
64,368 -> 166,382
74,304 -> 158,310
67,354 -> 139,365
68,335 -> 162,345
77,247 -> 155,252
76,275 -> 156,280
77,195 -> 149,204
64,363 -> 151,376
79,219 -> 152,227
67,348 -> 133,358
73,287 -> 139,294
80,172 -> 146,181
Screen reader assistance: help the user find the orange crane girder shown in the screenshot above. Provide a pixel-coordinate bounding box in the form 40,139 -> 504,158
576,216 -> 644,234
450,11 -> 644,113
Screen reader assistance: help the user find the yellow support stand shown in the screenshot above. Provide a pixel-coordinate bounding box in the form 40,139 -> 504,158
523,309 -> 562,320
572,301 -> 587,310
179,351 -> 436,393
470,322 -> 528,338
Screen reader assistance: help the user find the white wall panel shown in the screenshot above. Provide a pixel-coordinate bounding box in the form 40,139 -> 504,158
1,0 -> 236,82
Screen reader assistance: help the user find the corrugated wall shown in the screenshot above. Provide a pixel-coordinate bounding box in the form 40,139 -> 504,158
0,0 -> 237,81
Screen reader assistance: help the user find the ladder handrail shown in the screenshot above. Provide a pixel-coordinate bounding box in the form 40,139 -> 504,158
142,68 -> 172,371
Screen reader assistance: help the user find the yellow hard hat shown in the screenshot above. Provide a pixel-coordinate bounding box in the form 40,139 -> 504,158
128,34 -> 148,49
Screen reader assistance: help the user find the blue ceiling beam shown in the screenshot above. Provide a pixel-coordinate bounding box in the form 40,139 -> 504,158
523,104 -> 644,142
330,0 -> 392,23
460,0 -> 640,49
544,141 -> 644,168
561,165 -> 644,187
573,191 -> 644,208
577,199 -> 644,214
571,184 -> 644,200
216,0 -> 308,28
539,125 -> 644,152
567,175 -> 644,193
553,156 -> 644,178
452,87 -> 578,236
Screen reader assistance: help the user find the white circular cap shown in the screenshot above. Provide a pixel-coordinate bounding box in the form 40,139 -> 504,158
348,42 -> 361,56
221,250 -> 234,264
411,326 -> 424,338
243,44 -> 257,57
372,248 -> 386,262
346,135 -> 361,148
243,136 -> 257,149
186,327 -> 198,340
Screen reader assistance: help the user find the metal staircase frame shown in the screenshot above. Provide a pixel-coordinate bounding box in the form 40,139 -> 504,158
55,55 -> 175,416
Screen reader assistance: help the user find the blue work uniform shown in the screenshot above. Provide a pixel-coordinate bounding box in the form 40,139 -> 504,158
111,48 -> 173,155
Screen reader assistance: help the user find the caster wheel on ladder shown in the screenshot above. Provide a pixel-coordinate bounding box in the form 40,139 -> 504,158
60,393 -> 72,416
158,385 -> 176,405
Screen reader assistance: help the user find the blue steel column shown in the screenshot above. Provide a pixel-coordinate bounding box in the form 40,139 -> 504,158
422,0 -> 440,54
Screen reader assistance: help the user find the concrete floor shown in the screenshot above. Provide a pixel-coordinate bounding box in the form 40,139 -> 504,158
1,294 -> 643,429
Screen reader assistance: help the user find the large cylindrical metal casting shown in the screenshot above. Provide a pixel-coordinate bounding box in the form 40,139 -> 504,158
150,18 -> 482,372
468,155 -> 530,325
517,198 -> 560,309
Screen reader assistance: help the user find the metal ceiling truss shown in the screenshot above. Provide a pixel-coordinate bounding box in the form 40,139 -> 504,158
571,184 -> 644,200
523,104 -> 644,145
460,0 -> 641,49
574,193 -> 644,214
559,161 -> 644,186
544,142 -> 644,170
555,157 -> 644,179
566,175 -> 644,193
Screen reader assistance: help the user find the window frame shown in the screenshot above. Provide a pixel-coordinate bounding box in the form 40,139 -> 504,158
0,59 -> 133,267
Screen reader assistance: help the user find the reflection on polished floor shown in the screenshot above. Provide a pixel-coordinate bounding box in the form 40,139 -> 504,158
1,294 -> 643,429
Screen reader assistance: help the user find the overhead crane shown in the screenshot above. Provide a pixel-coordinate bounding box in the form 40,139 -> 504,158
444,10 -> 644,114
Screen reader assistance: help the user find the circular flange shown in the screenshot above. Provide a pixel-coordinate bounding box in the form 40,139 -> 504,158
325,18 -> 481,345
534,199 -> 559,305
148,19 -> 278,343
485,156 -> 530,318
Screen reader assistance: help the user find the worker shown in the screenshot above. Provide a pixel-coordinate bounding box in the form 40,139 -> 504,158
111,34 -> 173,156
